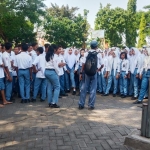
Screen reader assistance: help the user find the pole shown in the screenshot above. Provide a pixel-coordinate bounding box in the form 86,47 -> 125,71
146,78 -> 150,137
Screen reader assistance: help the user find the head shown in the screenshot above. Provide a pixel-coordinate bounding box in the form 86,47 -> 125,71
45,46 -> 55,62
61,49 -> 65,55
28,44 -> 33,52
44,44 -> 50,53
90,40 -> 98,49
36,47 -> 44,56
32,42 -> 38,50
55,46 -> 62,55
51,44 -> 58,53
74,49 -> 79,55
68,48 -> 73,55
18,44 -> 21,51
80,49 -> 85,57
21,43 -> 29,52
14,46 -> 19,55
1,44 -> 5,53
112,51 -> 116,58
5,42 -> 12,53
120,52 -> 127,60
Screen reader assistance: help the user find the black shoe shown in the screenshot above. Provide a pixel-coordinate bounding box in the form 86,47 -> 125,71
24,99 -> 28,103
88,107 -> 95,110
72,91 -> 76,95
49,103 -> 52,107
66,90 -> 70,93
27,99 -> 30,103
113,94 -> 116,97
40,99 -> 45,102
121,95 -> 126,98
59,96 -> 62,98
60,93 -> 68,97
133,100 -> 142,104
79,105 -> 84,110
51,104 -> 60,108
31,99 -> 36,102
131,97 -> 138,100
21,99 -> 24,103
144,97 -> 148,99
120,94 -> 123,97
102,94 -> 109,96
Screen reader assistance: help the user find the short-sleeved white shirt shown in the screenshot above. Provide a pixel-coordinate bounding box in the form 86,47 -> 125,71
15,52 -> 32,69
2,51 -> 12,72
29,50 -> 37,63
0,52 -> 4,78
32,54 -> 45,78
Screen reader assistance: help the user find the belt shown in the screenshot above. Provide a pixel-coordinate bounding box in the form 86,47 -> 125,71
19,68 -> 29,70
45,69 -> 55,71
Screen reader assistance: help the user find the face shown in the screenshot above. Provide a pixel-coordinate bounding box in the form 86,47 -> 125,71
112,52 -> 116,58
0,45 -> 1,52
56,47 -> 62,54
68,49 -> 72,55
61,49 -> 64,55
28,46 -> 33,52
80,50 -> 84,56
75,50 -> 78,55
132,49 -> 135,55
14,47 -> 19,55
121,53 -> 125,59
129,50 -> 132,56
33,44 -> 38,50
36,50 -> 40,56
125,49 -> 128,54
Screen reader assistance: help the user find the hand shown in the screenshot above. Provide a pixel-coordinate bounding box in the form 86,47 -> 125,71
136,74 -> 139,78
128,73 -> 130,79
139,75 -> 142,79
79,74 -> 82,81
8,76 -> 12,82
66,70 -> 70,74
74,70 -> 77,73
116,74 -> 120,79
124,75 -> 127,79
0,64 -> 4,67
104,74 -> 107,78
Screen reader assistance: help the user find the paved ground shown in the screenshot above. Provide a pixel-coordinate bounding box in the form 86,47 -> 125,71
0,93 -> 144,150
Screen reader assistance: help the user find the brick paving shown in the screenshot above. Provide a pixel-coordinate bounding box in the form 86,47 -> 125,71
0,94 -> 143,150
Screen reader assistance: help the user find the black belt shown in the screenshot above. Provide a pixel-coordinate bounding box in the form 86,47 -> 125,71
46,69 -> 55,71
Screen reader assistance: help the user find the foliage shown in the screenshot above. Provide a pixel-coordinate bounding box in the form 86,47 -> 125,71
44,4 -> 90,48
138,13 -> 147,48
95,4 -> 127,47
0,0 -> 45,43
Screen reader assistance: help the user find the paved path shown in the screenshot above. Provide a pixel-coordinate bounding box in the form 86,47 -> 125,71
0,94 -> 143,150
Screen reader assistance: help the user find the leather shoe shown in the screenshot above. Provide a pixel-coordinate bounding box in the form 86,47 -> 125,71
133,100 -> 142,104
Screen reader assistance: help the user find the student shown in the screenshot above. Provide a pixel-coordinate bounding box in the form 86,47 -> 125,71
64,48 -> 77,95
11,46 -> 19,98
76,49 -> 85,95
2,43 -> 13,102
45,45 -> 61,108
78,41 -> 102,110
32,47 -> 47,102
15,43 -> 32,103
133,48 -> 150,104
0,46 -> 12,107
59,48 -> 68,97
119,52 -> 129,98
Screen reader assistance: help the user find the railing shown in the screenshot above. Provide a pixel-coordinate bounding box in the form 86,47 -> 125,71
141,78 -> 150,137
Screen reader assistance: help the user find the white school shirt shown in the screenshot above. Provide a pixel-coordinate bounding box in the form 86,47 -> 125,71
2,51 -> 12,72
64,53 -> 76,69
32,54 -> 45,78
0,52 -> 4,78
58,54 -> 66,76
101,56 -> 108,74
14,52 -> 32,69
53,54 -> 61,75
119,59 -> 129,74
29,50 -> 37,63
11,54 -> 17,76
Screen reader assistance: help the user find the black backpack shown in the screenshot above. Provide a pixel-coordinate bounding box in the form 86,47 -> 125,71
84,51 -> 98,76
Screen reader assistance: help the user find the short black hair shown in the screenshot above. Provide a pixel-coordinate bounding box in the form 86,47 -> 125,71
37,47 -> 43,54
5,42 -> 12,50
21,43 -> 28,51
44,44 -> 50,49
51,44 -> 58,50
18,44 -> 21,47
32,42 -> 38,47
91,45 -> 97,49
120,52 -> 127,59
1,44 -> 5,49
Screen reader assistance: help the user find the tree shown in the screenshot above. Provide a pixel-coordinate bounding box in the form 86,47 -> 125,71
138,14 -> 147,48
95,4 -> 126,46
0,0 -> 45,43
126,0 -> 137,47
44,4 -> 89,48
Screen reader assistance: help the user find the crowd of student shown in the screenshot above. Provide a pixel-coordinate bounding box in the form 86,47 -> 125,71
0,41 -> 150,109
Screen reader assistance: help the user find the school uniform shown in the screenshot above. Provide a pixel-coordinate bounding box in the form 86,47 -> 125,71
2,51 -> 13,101
14,52 -> 32,102
32,54 -> 47,101
29,50 -> 37,91
64,52 -> 76,90
45,54 -> 60,105
119,59 -> 129,96
79,49 -> 101,108
0,53 -> 5,91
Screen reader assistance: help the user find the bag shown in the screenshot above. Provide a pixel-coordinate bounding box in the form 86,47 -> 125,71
84,51 -> 98,76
